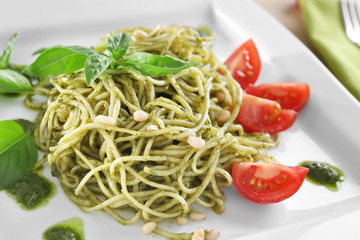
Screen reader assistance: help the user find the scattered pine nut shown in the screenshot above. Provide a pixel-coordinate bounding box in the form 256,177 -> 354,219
205,228 -> 220,240
215,91 -> 225,102
133,110 -> 149,122
146,124 -> 159,131
191,227 -> 205,240
176,216 -> 187,226
142,221 -> 157,235
95,115 -> 116,126
186,136 -> 205,149
133,29 -> 148,40
216,109 -> 231,123
189,211 -> 206,221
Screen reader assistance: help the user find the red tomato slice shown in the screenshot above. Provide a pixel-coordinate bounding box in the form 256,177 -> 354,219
231,162 -> 309,204
237,94 -> 298,134
224,39 -> 261,89
245,82 -> 310,112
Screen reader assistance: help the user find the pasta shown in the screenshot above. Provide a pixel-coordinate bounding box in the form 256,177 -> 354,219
31,25 -> 277,239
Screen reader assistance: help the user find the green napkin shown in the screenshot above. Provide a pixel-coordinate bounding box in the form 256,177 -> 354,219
300,0 -> 360,101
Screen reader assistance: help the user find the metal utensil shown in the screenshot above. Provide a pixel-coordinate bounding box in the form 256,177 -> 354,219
340,0 -> 360,46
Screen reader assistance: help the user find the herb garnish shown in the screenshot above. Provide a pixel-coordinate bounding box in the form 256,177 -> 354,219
84,52 -> 113,86
23,32 -> 199,86
0,33 -> 34,94
22,46 -> 97,77
0,120 -> 38,190
105,32 -> 130,60
119,52 -> 198,77
0,69 -> 34,94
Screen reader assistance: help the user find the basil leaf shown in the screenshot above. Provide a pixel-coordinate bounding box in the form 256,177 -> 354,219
22,46 -> 96,76
0,33 -> 18,69
0,69 -> 34,93
84,53 -> 113,86
119,52 -> 199,77
106,33 -> 130,60
0,120 -> 38,190
32,45 -> 62,56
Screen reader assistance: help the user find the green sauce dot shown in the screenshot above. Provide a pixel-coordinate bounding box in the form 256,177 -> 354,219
299,161 -> 345,191
43,217 -> 84,240
44,227 -> 81,240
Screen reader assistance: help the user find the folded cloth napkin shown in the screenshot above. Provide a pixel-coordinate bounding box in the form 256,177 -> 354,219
299,0 -> 360,101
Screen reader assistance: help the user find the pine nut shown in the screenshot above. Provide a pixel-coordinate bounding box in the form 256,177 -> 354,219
176,216 -> 187,226
95,115 -> 116,126
189,211 -> 206,221
133,29 -> 148,40
191,227 -> 205,240
142,221 -> 157,235
133,110 -> 149,122
215,91 -> 225,102
205,228 -> 220,240
186,136 -> 205,149
216,109 -> 231,123
146,124 -> 159,131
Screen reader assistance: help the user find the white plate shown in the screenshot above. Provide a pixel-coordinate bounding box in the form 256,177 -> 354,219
1,0 -> 360,239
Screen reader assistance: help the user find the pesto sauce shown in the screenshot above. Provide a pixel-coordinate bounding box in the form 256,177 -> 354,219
299,161 -> 344,191
5,171 -> 56,210
43,217 -> 84,240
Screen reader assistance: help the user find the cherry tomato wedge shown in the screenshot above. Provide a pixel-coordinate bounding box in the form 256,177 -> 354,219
237,94 -> 298,134
224,39 -> 261,89
245,82 -> 310,112
231,162 -> 309,204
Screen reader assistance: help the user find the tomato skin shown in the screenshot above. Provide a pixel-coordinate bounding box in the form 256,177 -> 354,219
231,162 -> 309,204
224,39 -> 261,89
237,94 -> 298,135
245,82 -> 310,112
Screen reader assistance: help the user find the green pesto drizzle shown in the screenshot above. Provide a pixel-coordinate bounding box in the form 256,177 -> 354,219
5,170 -> 56,210
43,217 -> 84,240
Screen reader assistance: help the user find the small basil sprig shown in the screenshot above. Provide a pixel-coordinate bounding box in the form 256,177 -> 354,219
0,120 -> 38,190
23,32 -> 199,86
0,33 -> 18,69
105,32 -> 130,60
0,34 -> 34,94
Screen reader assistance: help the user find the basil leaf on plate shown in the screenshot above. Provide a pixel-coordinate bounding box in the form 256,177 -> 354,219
106,33 -> 130,60
0,120 -> 38,190
22,46 -> 96,76
119,52 -> 199,77
84,53 -> 113,86
0,69 -> 34,93
0,33 -> 18,69
32,45 -> 63,56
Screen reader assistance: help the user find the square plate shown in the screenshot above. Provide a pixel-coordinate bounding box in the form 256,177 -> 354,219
1,0 -> 360,239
